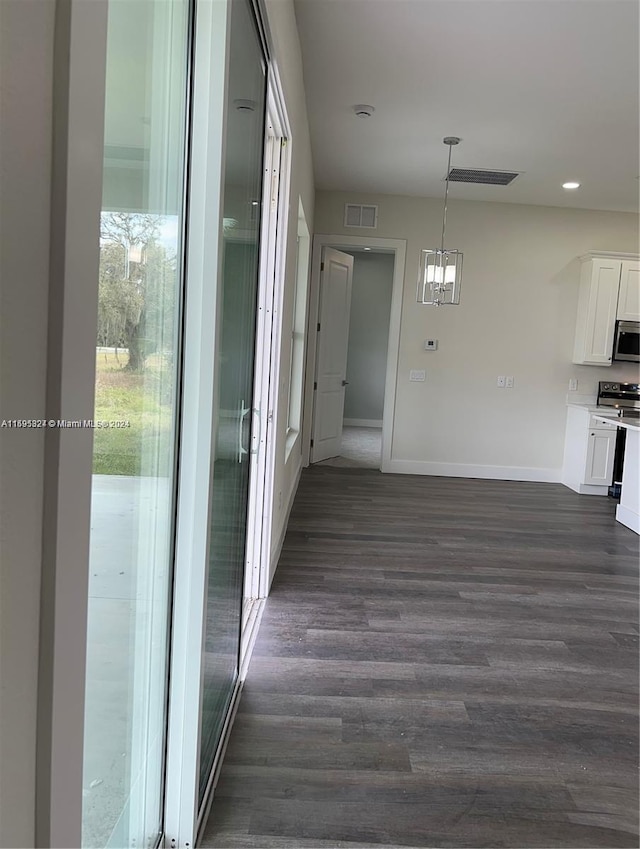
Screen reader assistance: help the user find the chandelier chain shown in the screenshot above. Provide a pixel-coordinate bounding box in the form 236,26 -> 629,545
440,141 -> 455,253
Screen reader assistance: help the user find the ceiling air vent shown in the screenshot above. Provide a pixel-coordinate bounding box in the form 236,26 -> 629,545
447,168 -> 519,186
344,203 -> 378,228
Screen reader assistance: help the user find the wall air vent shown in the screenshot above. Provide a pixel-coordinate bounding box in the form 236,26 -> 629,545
344,203 -> 378,228
447,168 -> 519,186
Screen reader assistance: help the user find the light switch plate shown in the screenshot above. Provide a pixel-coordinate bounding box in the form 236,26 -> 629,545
424,339 -> 438,351
409,369 -> 426,382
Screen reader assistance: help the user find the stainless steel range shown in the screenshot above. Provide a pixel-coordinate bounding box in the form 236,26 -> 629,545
597,382 -> 640,493
597,382 -> 640,417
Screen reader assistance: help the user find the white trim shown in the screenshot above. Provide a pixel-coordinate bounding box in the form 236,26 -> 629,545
259,69 -> 292,601
164,1 -> 230,845
579,251 -> 640,262
303,235 -> 406,472
268,457 -> 302,590
285,427 -> 301,459
245,64 -> 292,607
243,119 -> 279,604
562,482 -> 610,496
36,2 -> 108,846
382,459 -> 562,483
343,418 -> 383,428
616,503 -> 640,534
284,198 -> 311,458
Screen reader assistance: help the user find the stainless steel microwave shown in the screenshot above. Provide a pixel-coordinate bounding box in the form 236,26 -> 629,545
613,320 -> 640,362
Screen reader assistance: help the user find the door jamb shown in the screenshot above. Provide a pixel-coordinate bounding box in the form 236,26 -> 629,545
302,234 -> 406,471
243,64 -> 291,614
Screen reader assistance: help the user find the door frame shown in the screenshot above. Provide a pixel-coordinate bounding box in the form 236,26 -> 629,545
164,31 -> 290,849
302,235 -> 406,471
243,66 -> 291,652
163,0 -> 233,845
309,247 -> 354,464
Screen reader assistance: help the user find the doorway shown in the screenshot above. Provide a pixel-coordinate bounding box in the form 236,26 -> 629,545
305,236 -> 406,472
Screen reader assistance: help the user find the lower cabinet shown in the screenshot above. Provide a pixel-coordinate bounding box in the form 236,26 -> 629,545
584,427 -> 616,486
562,406 -> 618,495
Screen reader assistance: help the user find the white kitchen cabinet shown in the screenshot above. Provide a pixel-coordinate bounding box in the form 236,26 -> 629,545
572,253 -> 640,366
584,427 -> 616,486
562,406 -> 618,495
617,261 -> 640,321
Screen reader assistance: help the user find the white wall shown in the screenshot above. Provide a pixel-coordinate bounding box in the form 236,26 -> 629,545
343,251 -> 394,423
315,191 -> 639,479
0,2 -> 54,845
263,0 -> 315,578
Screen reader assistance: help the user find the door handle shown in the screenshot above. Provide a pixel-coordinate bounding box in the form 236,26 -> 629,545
342,380 -> 349,386
237,399 -> 250,463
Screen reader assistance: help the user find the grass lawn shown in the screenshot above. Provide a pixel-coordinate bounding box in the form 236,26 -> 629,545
93,349 -> 175,476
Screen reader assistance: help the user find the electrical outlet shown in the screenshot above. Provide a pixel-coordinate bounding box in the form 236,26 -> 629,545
569,378 -> 578,391
497,376 -> 506,388
505,376 -> 514,388
409,369 -> 426,382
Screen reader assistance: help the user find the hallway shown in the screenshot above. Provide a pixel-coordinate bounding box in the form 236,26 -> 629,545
202,466 -> 639,848
317,426 -> 382,469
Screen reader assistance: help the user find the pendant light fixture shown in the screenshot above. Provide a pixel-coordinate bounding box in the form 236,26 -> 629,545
417,136 -> 463,306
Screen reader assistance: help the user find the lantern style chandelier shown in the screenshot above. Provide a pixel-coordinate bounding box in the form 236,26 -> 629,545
417,136 -> 463,306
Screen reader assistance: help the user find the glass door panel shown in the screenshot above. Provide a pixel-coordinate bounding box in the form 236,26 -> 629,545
82,1 -> 190,846
197,0 -> 267,802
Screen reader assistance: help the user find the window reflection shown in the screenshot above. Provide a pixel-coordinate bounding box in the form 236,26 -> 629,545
82,0 -> 189,845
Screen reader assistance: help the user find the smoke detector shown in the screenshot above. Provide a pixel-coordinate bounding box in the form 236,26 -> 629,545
352,104 -> 375,118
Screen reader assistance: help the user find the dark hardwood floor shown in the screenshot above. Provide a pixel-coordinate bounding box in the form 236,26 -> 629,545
201,467 -> 639,849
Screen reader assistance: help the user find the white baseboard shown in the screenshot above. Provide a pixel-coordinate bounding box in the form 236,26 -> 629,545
382,459 -> 562,483
562,479 -> 609,496
343,418 -> 383,428
268,461 -> 303,590
616,503 -> 640,534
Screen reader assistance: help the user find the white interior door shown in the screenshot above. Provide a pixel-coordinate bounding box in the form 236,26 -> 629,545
311,247 -> 354,462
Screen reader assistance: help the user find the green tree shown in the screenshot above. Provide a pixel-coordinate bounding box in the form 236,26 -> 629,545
97,241 -> 141,353
98,212 -> 177,372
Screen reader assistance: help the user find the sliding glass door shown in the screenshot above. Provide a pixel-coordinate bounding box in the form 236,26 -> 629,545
82,1 -> 190,846
82,0 -> 269,843
197,0 -> 267,803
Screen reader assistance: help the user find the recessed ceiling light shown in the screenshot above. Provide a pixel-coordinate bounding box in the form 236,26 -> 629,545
562,181 -> 581,189
363,247 -> 372,251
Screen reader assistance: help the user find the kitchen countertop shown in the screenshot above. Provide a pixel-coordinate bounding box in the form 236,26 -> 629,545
592,414 -> 640,432
566,401 -> 598,410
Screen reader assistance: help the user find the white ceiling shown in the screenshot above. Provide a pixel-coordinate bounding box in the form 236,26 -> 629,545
293,0 -> 640,212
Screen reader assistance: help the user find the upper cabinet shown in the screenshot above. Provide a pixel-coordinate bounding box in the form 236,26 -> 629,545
617,261 -> 640,321
573,253 -> 640,366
